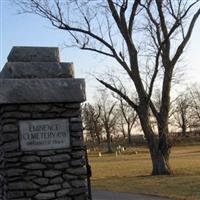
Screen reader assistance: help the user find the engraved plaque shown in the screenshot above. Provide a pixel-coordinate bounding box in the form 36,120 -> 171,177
19,119 -> 70,151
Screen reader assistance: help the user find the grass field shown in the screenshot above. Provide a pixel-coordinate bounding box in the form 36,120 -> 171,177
89,145 -> 200,200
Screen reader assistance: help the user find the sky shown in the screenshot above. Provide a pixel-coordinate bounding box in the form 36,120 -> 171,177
1,0 -> 200,102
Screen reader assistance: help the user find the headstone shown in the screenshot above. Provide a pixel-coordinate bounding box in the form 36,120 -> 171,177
0,47 -> 87,200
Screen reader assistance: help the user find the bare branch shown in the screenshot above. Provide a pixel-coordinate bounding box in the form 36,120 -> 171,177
128,0 -> 140,35
96,78 -> 138,110
172,7 -> 200,66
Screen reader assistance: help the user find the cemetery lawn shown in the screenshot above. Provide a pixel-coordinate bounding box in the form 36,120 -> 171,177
89,145 -> 200,200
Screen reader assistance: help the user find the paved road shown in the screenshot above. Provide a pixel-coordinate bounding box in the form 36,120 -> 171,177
92,190 -> 173,200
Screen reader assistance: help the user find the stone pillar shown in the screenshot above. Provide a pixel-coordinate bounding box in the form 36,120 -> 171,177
0,47 -> 87,200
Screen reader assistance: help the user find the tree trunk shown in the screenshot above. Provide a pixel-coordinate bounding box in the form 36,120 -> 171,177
181,120 -> 187,137
121,123 -> 126,139
106,129 -> 113,153
90,132 -> 95,143
150,149 -> 171,175
127,128 -> 132,145
96,134 -> 101,144
138,106 -> 172,175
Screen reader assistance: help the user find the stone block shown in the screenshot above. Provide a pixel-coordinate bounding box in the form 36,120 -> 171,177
62,181 -> 71,188
25,190 -> 38,197
7,191 -> 24,199
60,109 -> 81,117
40,184 -> 61,192
2,124 -> 18,132
44,170 -> 62,178
24,163 -> 46,170
54,163 -> 70,170
35,192 -> 56,200
26,170 -> 43,177
23,175 -> 37,181
7,46 -> 60,62
66,167 -> 87,175
64,103 -> 80,109
70,132 -> 83,137
70,123 -> 83,132
0,62 -> 74,78
37,151 -> 56,156
6,157 -> 20,163
71,151 -> 85,159
33,178 -> 49,186
31,112 -> 60,119
5,162 -> 21,168
3,141 -> 19,151
19,104 -> 51,112
41,154 -> 71,163
0,79 -> 86,104
56,149 -> 71,154
71,180 -> 86,188
56,189 -> 71,197
63,174 -> 78,180
48,106 -> 66,113
2,133 -> 18,142
71,139 -> 84,147
1,118 -> 17,125
68,188 -> 86,196
70,117 -> 82,122
0,105 -> 18,112
8,181 -> 39,190
70,159 -> 85,167
50,177 -> 63,184
21,155 -> 40,163
4,151 -> 23,158
1,112 -> 31,119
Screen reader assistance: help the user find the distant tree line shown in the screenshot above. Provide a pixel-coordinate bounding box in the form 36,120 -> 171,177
82,85 -> 200,152
82,89 -> 138,153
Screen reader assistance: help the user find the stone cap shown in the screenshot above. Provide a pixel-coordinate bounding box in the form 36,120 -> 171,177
0,79 -> 86,104
0,62 -> 74,79
7,46 -> 60,62
0,46 -> 86,104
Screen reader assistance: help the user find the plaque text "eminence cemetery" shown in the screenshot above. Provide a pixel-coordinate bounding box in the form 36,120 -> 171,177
19,119 -> 70,151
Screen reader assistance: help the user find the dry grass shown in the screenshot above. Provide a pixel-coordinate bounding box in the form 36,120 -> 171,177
89,145 -> 200,200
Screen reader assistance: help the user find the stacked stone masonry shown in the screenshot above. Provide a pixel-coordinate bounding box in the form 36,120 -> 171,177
0,104 -> 87,200
0,47 -> 87,200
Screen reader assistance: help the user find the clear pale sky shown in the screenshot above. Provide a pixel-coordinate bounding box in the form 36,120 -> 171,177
1,0 -> 200,101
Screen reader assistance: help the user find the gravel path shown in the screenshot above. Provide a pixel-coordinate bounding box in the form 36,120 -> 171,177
92,190 -> 173,200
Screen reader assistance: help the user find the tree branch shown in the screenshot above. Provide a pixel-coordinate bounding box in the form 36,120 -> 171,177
172,7 -> 200,66
96,78 -> 138,111
128,0 -> 140,35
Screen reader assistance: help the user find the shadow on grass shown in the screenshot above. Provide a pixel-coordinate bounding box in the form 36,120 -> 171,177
92,175 -> 200,200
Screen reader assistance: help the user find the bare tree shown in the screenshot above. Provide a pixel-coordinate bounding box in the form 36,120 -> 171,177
82,103 -> 102,144
118,98 -> 137,145
189,85 -> 200,130
97,90 -> 117,153
173,94 -> 191,136
15,0 -> 200,175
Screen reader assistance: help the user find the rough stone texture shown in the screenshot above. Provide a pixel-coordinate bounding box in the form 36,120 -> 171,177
7,47 -> 60,62
35,192 -> 56,200
0,79 -> 86,104
0,62 -> 74,79
0,47 -> 88,200
0,103 -> 87,200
